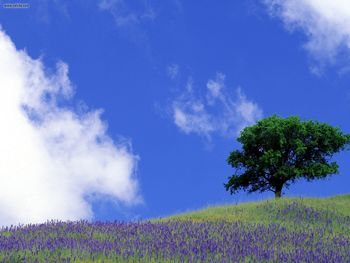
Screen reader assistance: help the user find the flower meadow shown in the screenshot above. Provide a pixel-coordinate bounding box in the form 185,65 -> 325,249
0,199 -> 349,262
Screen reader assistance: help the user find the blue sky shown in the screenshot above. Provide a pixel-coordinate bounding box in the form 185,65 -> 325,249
0,0 -> 350,224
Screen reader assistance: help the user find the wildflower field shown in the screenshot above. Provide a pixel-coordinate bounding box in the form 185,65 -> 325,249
0,195 -> 349,262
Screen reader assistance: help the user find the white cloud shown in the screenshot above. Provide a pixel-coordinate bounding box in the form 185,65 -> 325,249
206,72 -> 225,103
173,101 -> 214,138
34,0 -> 70,24
0,28 -> 141,226
167,64 -> 179,80
264,0 -> 350,65
172,73 -> 263,139
99,0 -> 156,27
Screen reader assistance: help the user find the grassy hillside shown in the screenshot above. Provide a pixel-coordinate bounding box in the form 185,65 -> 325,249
156,194 -> 350,236
0,194 -> 349,262
157,194 -> 350,221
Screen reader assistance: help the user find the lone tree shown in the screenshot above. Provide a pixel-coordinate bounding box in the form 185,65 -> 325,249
225,115 -> 350,198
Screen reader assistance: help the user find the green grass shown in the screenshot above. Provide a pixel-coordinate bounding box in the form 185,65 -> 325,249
1,194 -> 349,262
153,194 -> 350,233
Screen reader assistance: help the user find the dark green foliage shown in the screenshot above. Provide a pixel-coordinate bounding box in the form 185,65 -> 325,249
225,115 -> 350,198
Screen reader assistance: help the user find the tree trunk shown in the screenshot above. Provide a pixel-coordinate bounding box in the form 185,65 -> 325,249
275,184 -> 283,198
275,190 -> 282,198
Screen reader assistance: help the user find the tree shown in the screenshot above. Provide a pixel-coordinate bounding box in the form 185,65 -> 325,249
225,115 -> 350,198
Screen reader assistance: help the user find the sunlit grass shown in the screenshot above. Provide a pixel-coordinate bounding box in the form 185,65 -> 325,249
156,194 -> 350,223
0,194 -> 349,262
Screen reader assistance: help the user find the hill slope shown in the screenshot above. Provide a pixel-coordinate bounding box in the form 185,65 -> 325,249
156,194 -> 350,235
0,194 -> 349,262
158,194 -> 350,222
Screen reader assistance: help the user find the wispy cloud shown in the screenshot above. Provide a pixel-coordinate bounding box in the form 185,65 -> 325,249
0,27 -> 141,226
98,0 -> 156,28
167,64 -> 179,80
34,0 -> 70,24
172,73 -> 263,140
264,0 -> 350,69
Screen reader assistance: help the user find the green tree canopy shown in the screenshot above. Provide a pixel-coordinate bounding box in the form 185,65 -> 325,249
225,115 -> 350,198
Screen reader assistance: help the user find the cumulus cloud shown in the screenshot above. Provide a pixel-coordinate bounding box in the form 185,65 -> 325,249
98,0 -> 156,27
264,0 -> 350,65
172,73 -> 263,139
0,28 -> 141,226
